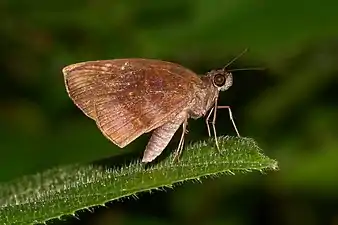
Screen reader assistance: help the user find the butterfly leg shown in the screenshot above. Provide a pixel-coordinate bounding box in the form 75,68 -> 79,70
217,106 -> 240,137
205,107 -> 214,137
173,118 -> 188,162
142,111 -> 188,163
204,99 -> 221,152
210,98 -> 221,152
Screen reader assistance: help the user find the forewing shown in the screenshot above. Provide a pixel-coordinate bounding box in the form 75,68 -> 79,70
63,61 -> 105,119
63,58 -> 202,147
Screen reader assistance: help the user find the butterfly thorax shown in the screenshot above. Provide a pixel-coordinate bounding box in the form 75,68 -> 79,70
188,75 -> 218,119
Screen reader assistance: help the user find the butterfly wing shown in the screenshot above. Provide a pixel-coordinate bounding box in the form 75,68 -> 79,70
63,58 -> 203,147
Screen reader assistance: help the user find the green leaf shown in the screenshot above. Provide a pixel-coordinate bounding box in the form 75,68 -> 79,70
0,136 -> 278,225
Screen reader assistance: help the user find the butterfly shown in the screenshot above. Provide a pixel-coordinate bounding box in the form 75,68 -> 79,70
63,56 -> 245,163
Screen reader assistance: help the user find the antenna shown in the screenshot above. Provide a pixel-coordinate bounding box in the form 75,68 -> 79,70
228,67 -> 265,72
223,48 -> 248,69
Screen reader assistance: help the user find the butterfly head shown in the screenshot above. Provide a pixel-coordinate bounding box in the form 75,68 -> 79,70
207,69 -> 233,92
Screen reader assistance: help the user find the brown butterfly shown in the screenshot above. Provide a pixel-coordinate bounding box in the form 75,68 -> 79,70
62,54 -> 246,163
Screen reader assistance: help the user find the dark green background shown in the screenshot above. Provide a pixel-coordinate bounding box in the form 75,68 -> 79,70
1,0 -> 338,224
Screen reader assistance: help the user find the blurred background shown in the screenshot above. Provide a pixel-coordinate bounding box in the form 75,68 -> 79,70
1,0 -> 338,224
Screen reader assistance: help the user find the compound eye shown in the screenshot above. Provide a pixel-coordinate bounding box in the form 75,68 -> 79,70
214,74 -> 226,87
